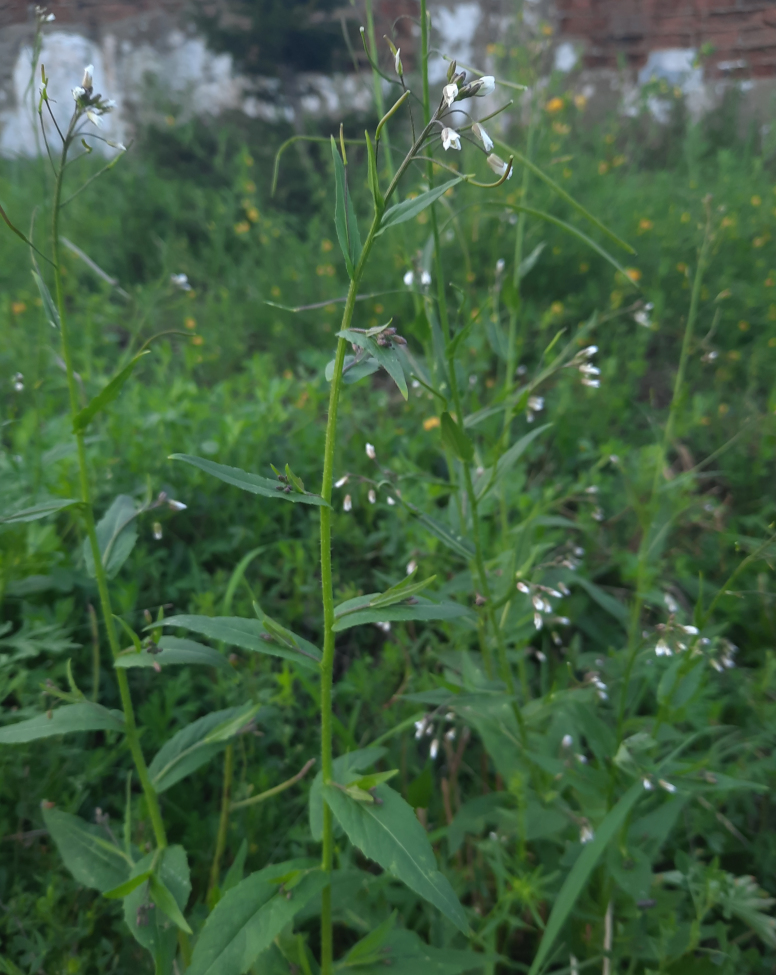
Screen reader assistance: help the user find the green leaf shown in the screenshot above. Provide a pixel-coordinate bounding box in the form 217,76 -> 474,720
365,130 -> 384,212
123,846 -> 191,973
223,839 -> 248,894
42,807 -> 132,893
148,703 -> 260,793
284,463 -> 305,494
332,595 -> 471,632
403,503 -> 475,561
368,571 -> 436,609
0,702 -> 124,743
326,354 -> 381,385
115,636 -> 231,672
376,178 -> 464,235
150,874 -> 192,934
527,782 -> 643,975
341,912 -> 397,966
103,871 -> 152,900
347,770 -> 399,790
159,614 -> 321,669
72,351 -> 149,433
323,782 -> 469,934
0,498 -> 81,524
338,329 -> 408,399
569,575 -> 629,627
341,929 -> 491,974
83,494 -> 139,579
31,268 -> 61,328
476,424 -> 553,501
170,454 -> 328,506
440,412 -> 474,463
331,137 -> 362,278
187,860 -> 327,975
309,747 -> 386,841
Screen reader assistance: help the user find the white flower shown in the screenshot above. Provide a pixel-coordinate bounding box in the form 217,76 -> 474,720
365,443 -> 376,460
368,489 -> 376,504
472,122 -> 494,152
153,522 -> 163,541
658,779 -> 677,794
414,719 -> 427,739
168,500 -> 187,512
681,625 -> 699,635
536,650 -> 546,662
406,559 -> 417,575
643,778 -> 654,791
495,258 -> 505,275
376,621 -> 391,633
82,64 -> 94,90
486,153 -> 512,179
394,48 -> 403,76
576,753 -> 588,764
473,75 -> 496,97
403,270 -> 414,286
86,109 -> 102,127
430,738 -> 439,760
335,475 -> 348,488
579,825 -> 594,844
343,494 -> 352,512
528,396 -> 544,411
582,345 -> 598,357
442,83 -> 458,108
581,377 -> 600,388
442,127 -> 461,151
71,86 -> 86,101
664,593 -> 679,613
534,612 -> 543,631
561,734 -> 573,748
445,728 -> 456,741
170,273 -> 191,291
579,363 -> 600,376
634,310 -> 651,328
516,581 -> 530,593
387,496 -> 396,506
420,270 -> 432,286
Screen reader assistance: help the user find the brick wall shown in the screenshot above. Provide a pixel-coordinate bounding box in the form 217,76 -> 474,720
557,0 -> 776,77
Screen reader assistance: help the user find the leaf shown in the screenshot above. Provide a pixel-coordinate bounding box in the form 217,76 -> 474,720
42,807 -> 131,893
323,782 -> 469,934
0,498 -> 82,524
339,329 -> 408,399
342,929 -> 491,974
527,782 -> 642,975
441,412 -> 474,463
376,178 -> 464,235
223,839 -> 248,894
365,130 -> 384,212
331,137 -> 362,278
150,874 -> 192,934
403,503 -> 475,561
104,871 -> 152,900
348,770 -> 399,791
518,241 -> 546,280
342,911 -> 397,966
476,424 -> 553,501
0,702 -> 124,743
72,351 -> 149,433
569,575 -> 629,627
368,572 -> 436,609
114,636 -> 232,672
123,846 -> 191,973
148,703 -> 261,793
159,614 -> 321,669
332,595 -> 471,632
309,747 -> 386,841
170,454 -> 328,506
83,494 -> 139,579
31,268 -> 60,328
326,354 -> 381,385
0,200 -> 54,266
187,860 -> 327,975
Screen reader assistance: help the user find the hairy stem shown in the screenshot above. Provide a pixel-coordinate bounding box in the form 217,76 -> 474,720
52,121 -> 167,850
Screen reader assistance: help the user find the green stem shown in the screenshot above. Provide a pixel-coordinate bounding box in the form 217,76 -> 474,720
52,120 -> 167,851
617,212 -> 713,739
208,742 -> 234,897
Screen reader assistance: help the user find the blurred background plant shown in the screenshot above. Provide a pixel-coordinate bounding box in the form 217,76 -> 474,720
1,1 -> 776,973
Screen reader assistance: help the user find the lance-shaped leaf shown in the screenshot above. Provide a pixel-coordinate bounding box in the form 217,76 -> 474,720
326,354 -> 381,385
83,494 -> 139,579
323,782 -> 469,934
72,351 -> 150,433
42,807 -> 132,892
476,423 -> 553,501
365,130 -> 384,212
441,412 -> 474,463
31,268 -> 61,329
331,137 -> 362,278
188,859 -> 327,975
527,782 -> 643,975
343,928 -> 494,974
0,702 -> 124,743
170,454 -> 328,506
402,501 -> 475,561
123,846 -> 191,973
158,615 -> 321,670
0,498 -> 81,524
148,703 -> 261,793
332,594 -> 470,632
114,636 -> 231,672
376,177 -> 464,235
338,329 -> 408,399
309,746 -> 387,841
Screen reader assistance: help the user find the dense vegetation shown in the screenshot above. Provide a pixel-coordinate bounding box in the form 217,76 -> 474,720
1,23 -> 775,975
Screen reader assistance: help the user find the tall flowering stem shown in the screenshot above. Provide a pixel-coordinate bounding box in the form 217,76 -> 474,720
50,106 -> 167,850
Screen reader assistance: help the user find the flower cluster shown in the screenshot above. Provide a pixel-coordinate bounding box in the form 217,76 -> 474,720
653,617 -> 699,657
516,578 -> 570,631
565,344 -> 601,388
414,712 -> 457,762
71,64 -> 116,128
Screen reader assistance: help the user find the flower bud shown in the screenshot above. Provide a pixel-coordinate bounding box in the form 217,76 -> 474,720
472,122 -> 493,152
447,60 -> 457,83
82,64 -> 94,91
442,83 -> 458,108
472,75 -> 496,97
442,127 -> 461,151
486,153 -> 512,179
